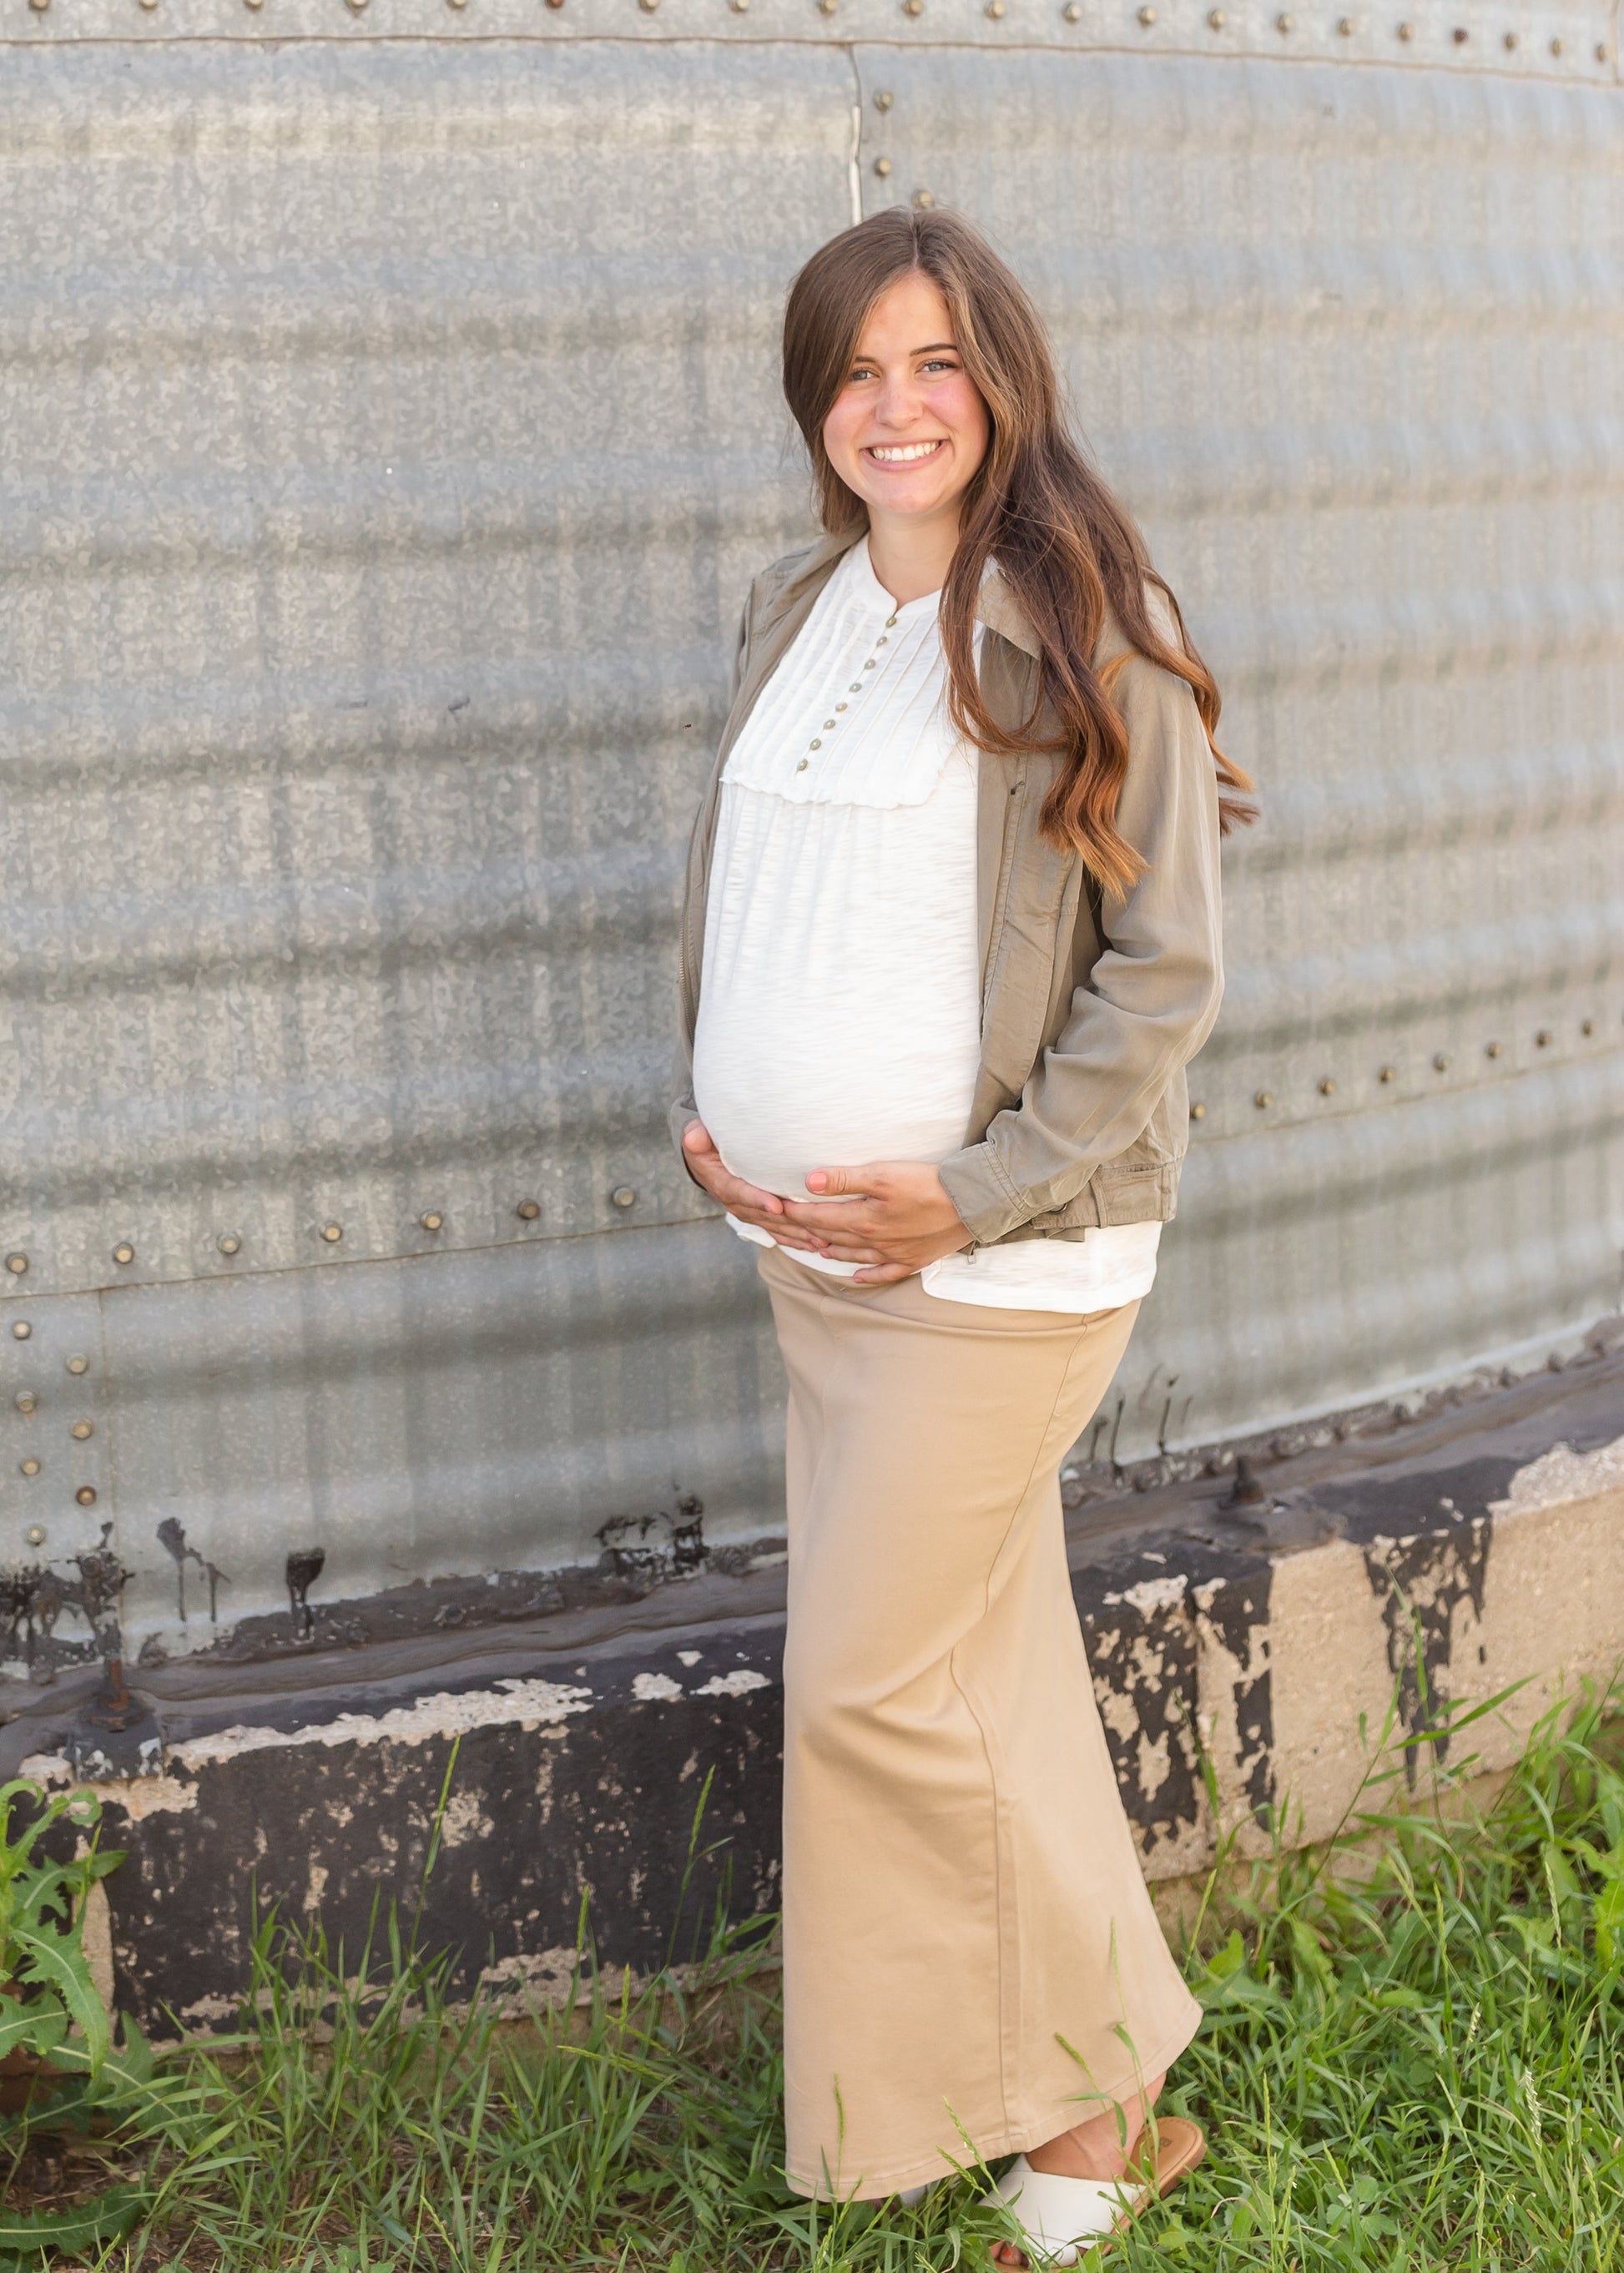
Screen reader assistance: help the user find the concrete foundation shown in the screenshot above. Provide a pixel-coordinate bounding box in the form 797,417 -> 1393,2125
8,1322 -> 1622,2035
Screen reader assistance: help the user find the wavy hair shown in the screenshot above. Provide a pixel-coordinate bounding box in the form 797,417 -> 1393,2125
781,207 -> 1255,894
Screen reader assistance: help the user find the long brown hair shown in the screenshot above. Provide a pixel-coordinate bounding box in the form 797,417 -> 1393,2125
781,208 -> 1255,895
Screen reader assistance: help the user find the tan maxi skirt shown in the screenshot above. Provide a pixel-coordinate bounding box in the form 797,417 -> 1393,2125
757,1241 -> 1203,2201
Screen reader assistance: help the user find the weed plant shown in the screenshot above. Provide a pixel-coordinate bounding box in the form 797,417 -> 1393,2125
43,1684 -> 1624,2269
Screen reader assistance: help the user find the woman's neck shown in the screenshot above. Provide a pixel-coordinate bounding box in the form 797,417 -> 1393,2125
863,506 -> 961,608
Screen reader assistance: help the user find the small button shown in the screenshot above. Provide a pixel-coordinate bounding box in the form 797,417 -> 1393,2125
849,683 -> 862,693
809,738 -> 822,749
835,703 -> 848,713
796,759 -> 809,771
885,613 -> 899,627
824,718 -> 836,729
20,1459 -> 40,1478
876,635 -> 889,646
864,661 -> 877,671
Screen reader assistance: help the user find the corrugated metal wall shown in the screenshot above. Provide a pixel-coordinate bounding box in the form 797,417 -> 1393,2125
1,8 -> 1620,1661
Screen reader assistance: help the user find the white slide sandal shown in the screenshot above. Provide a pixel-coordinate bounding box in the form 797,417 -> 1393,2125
981,2115 -> 1207,2266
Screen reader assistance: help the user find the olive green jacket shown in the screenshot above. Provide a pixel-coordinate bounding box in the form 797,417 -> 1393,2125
668,529 -> 1225,1248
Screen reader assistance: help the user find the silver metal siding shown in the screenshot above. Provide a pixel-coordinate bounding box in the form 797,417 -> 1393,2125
0,23 -> 1619,1660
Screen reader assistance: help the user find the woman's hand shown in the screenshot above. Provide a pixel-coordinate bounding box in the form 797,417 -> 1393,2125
679,1121 -> 825,1253
780,1162 -> 972,1285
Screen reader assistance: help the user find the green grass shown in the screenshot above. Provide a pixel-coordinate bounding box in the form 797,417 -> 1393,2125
41,1684 -> 1624,2269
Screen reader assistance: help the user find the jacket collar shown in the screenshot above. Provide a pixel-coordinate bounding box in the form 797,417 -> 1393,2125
764,525 -> 1042,663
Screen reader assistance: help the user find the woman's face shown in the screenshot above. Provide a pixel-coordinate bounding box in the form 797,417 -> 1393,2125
820,270 -> 991,532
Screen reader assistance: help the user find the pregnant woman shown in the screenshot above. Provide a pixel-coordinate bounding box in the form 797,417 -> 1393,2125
669,206 -> 1253,2266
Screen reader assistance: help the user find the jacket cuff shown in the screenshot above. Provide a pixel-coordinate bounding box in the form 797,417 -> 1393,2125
936,1142 -> 1031,1246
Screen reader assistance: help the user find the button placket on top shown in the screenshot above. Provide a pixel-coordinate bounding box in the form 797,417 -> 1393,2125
795,607 -> 901,772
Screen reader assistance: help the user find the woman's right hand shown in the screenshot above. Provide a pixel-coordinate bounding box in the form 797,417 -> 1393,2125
680,1121 -> 827,1254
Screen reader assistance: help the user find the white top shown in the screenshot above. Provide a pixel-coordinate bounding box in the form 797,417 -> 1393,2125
691,538 -> 1160,1315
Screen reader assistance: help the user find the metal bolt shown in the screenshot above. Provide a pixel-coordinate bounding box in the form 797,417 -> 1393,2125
4,1255 -> 27,1277
1549,34 -> 1562,52
902,0 -> 923,15
1451,23 -> 1467,40
218,1233 -> 242,1256
1062,1 -> 1081,15
70,1420 -> 93,1441
139,0 -> 159,10
1502,28 -> 1516,46
320,1222 -> 343,1243
875,155 -> 894,175
76,1486 -> 97,1506
25,1528 -> 45,1549
1485,1040 -> 1503,1057
15,1393 -> 37,1415
1379,1065 -> 1396,1082
517,1200 -> 541,1222
1597,43 -> 1610,62
347,0 -> 366,11
1432,1051 -> 1451,1071
11,1323 -> 31,1341
638,0 -> 658,13
1206,7 -> 1224,23
545,0 -> 565,9
875,88 -> 894,106
244,0 -> 264,9
912,189 -> 936,208
1136,3 -> 1155,20
420,1211 -> 445,1232
612,1187 -> 638,1210
1536,1028 -> 1551,1046
1319,1076 -> 1336,1095
1337,13 -> 1354,28
1253,1089 -> 1273,1109
20,1459 -> 40,1479
1396,19 -> 1413,37
66,1355 -> 88,1375
1189,1101 -> 1206,1121
986,0 -> 1005,15
1581,1018 -> 1595,1036
731,0 -> 750,12
1275,9 -> 1292,27
819,0 -> 837,14
27,0 -> 48,13
112,1242 -> 135,1266
448,0 -> 468,10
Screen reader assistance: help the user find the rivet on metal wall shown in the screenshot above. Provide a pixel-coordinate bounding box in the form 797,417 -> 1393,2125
1337,13 -> 1354,28
912,189 -> 936,208
420,1211 -> 445,1232
1189,1101 -> 1205,1120
347,0 -> 366,11
1062,1 -> 1081,16
1318,1076 -> 1336,1095
1581,1018 -> 1595,1036
1432,1051 -> 1451,1071
902,0 -> 924,16
1396,20 -> 1413,38
875,88 -> 894,107
217,1233 -> 241,1256
517,1200 -> 541,1222
1253,1089 -> 1273,1108
320,1222 -> 343,1243
1274,9 -> 1292,28
731,0 -> 750,13
11,1323 -> 32,1342
612,1187 -> 638,1210
447,0 -> 468,12
875,156 -> 894,176
1596,43 -> 1611,62
986,1 -> 1006,18
1136,3 -> 1156,21
1379,1065 -> 1397,1082
546,0 -> 565,9
66,1356 -> 88,1376
15,1394 -> 37,1415
138,0 -> 159,11
1536,1028 -> 1552,1047
71,1421 -> 93,1442
1501,29 -> 1516,47
1451,23 -> 1468,40
20,1460 -> 40,1479
25,1528 -> 45,1550
112,1242 -> 135,1266
638,0 -> 659,13
76,1486 -> 97,1507
1485,1040 -> 1503,1057
1207,8 -> 1224,26
819,0 -> 837,16
1549,35 -> 1562,53
27,0 -> 49,14
4,1255 -> 28,1278
244,0 -> 264,10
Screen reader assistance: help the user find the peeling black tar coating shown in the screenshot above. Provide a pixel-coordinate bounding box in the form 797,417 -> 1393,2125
0,1523 -> 134,1681
1362,1518 -> 1492,1785
597,1497 -> 707,1585
104,1675 -> 784,2039
284,1550 -> 326,1639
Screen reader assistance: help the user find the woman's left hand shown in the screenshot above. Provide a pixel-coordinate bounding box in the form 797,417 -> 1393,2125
779,1162 -> 972,1285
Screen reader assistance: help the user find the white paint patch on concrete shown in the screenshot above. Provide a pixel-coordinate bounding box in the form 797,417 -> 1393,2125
676,1651 -> 703,1668
693,1668 -> 769,1698
631,1672 -> 684,1703
1490,1431 -> 1624,1514
169,1678 -> 594,1770
439,1790 -> 495,1847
